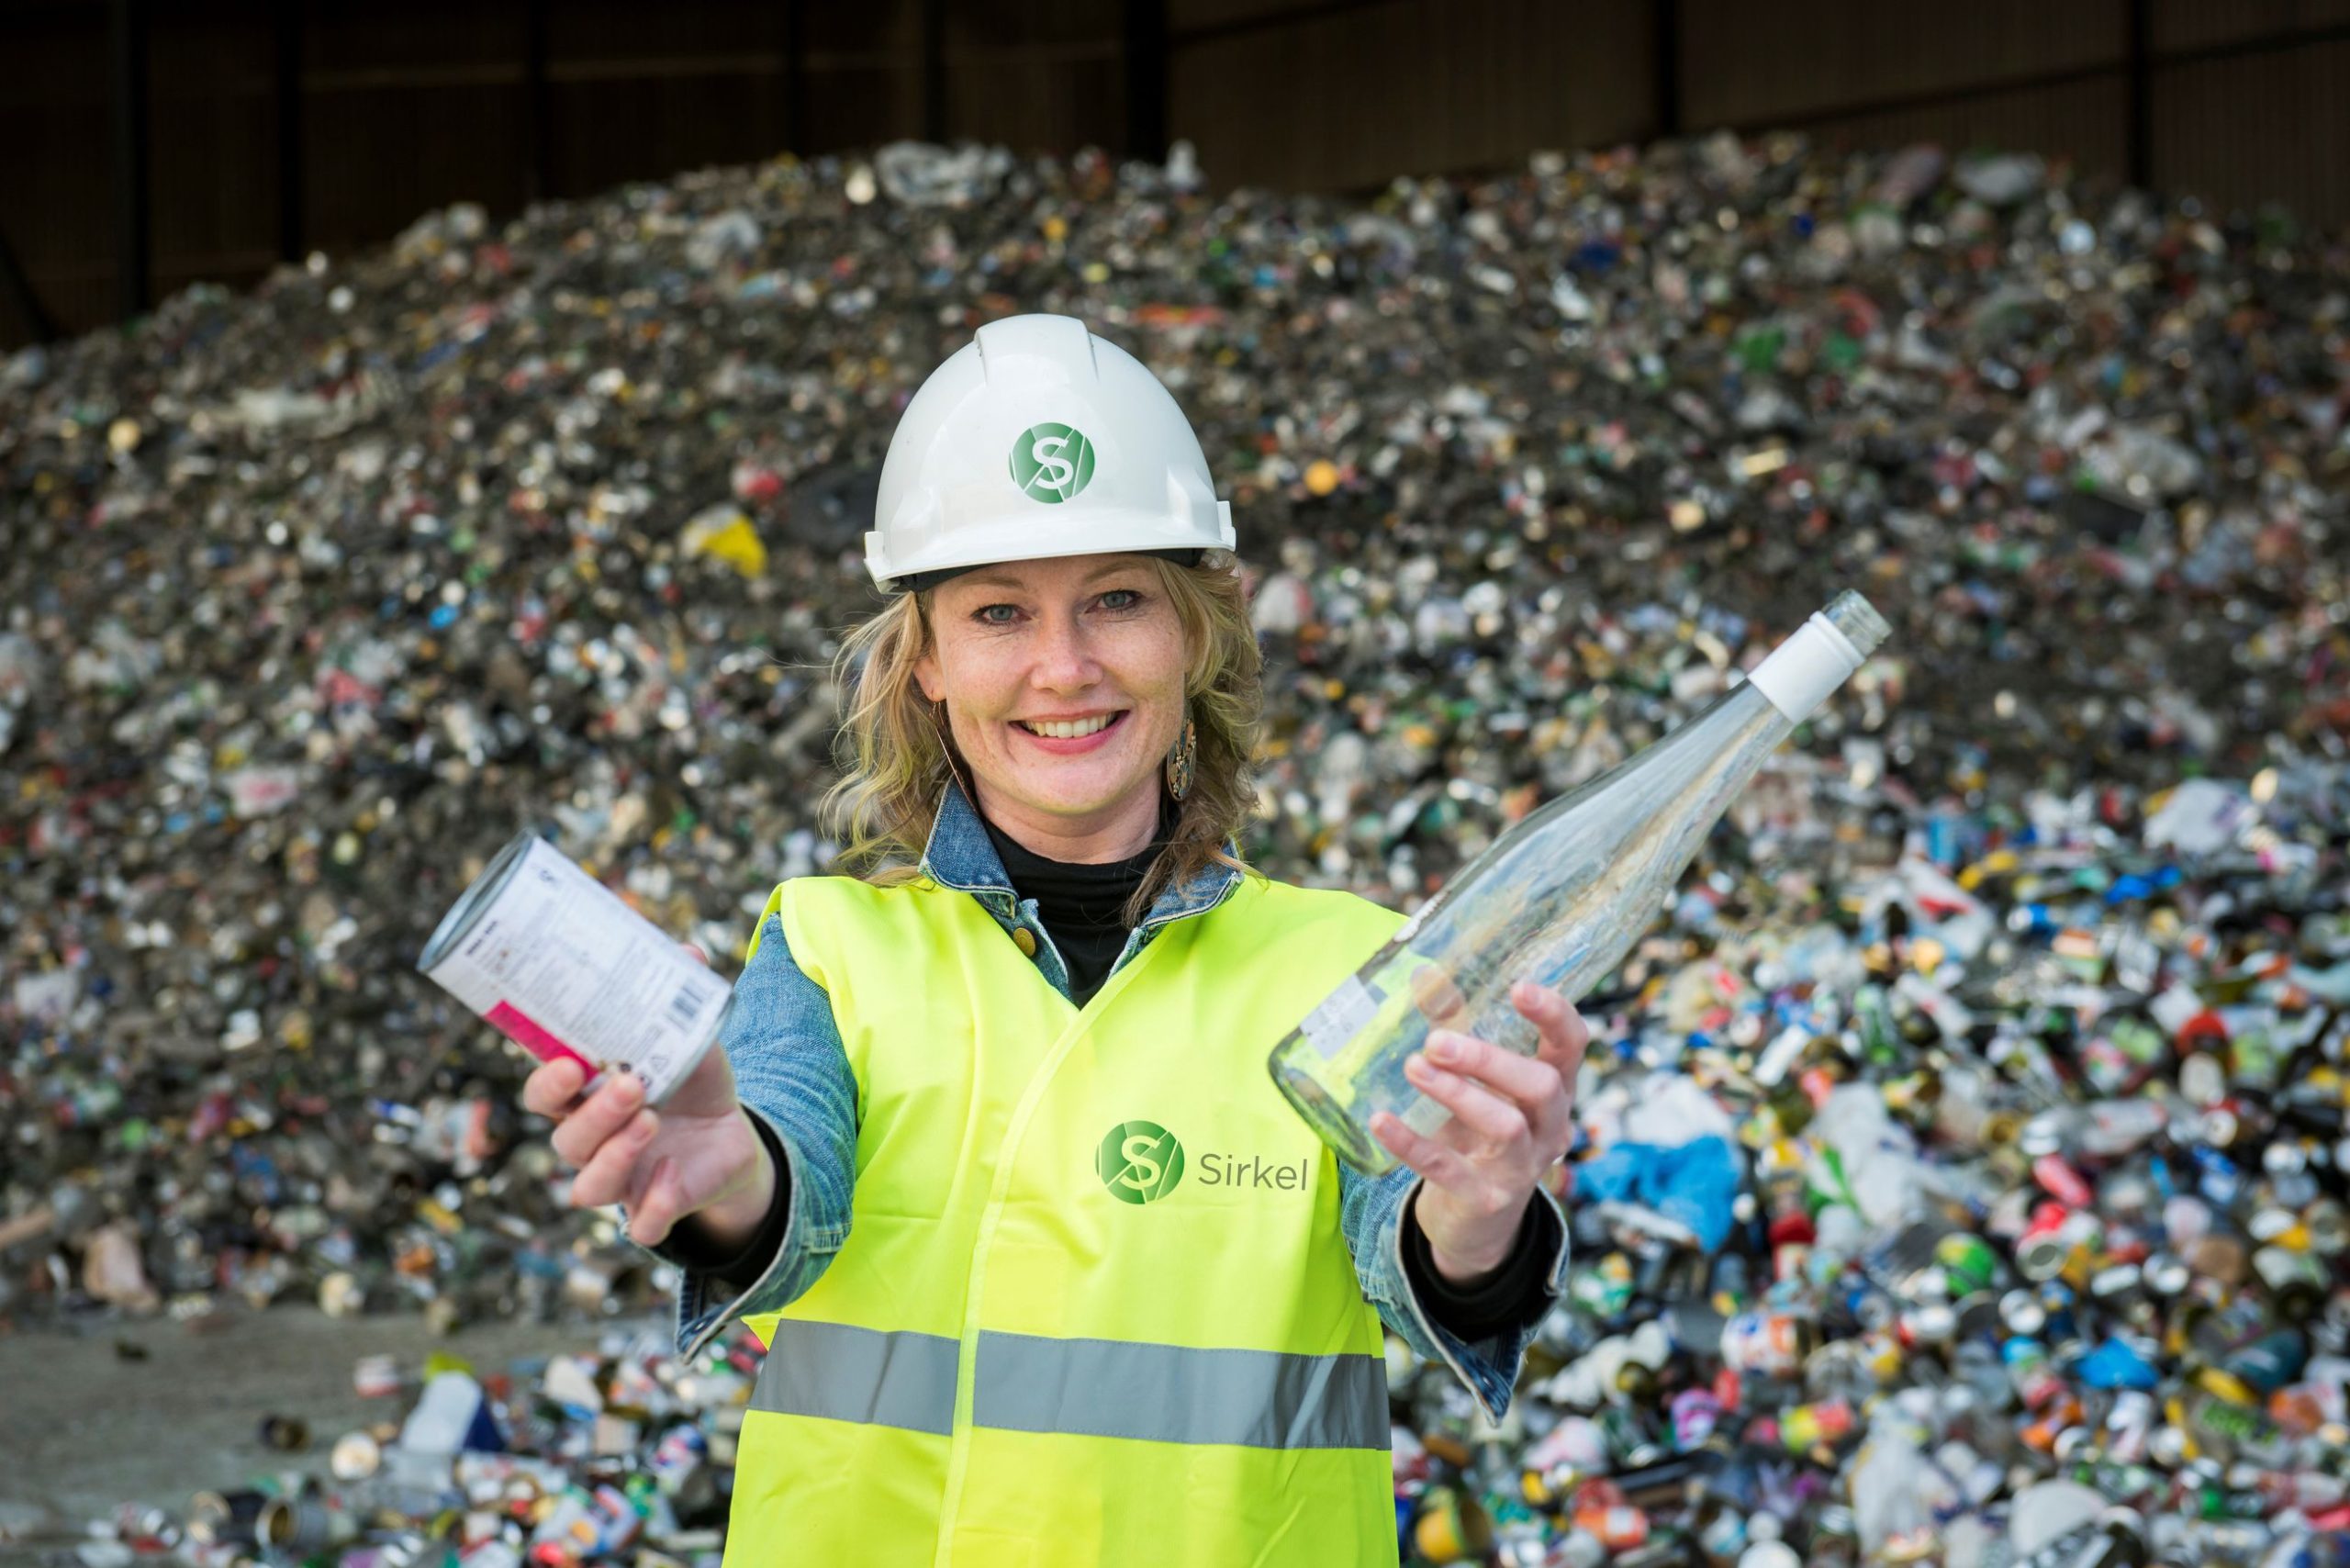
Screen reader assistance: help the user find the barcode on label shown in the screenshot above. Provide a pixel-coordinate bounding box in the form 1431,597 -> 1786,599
666,979 -> 709,1032
1299,975 -> 1381,1060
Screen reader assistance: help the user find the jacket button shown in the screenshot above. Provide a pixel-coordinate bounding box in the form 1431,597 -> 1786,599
1013,926 -> 1038,958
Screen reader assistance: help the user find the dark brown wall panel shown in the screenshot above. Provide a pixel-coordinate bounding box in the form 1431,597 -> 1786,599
299,2 -> 531,254
1679,0 -> 2122,126
2154,39 -> 2350,225
944,0 -> 1122,46
1168,0 -> 1347,33
303,83 -> 531,253
543,0 -> 790,58
798,67 -> 923,154
0,8 -> 110,340
546,73 -> 787,196
8,0 -> 2350,351
1171,0 -> 1653,192
1797,74 -> 2131,184
2150,0 -> 2350,53
808,0 -> 921,55
947,43 -> 1127,156
148,5 -> 278,301
305,0 -> 525,75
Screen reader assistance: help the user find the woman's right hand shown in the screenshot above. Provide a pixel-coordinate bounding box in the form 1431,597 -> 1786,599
520,947 -> 775,1250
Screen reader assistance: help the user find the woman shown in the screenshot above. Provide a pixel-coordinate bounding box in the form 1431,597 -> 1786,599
522,315 -> 1589,1565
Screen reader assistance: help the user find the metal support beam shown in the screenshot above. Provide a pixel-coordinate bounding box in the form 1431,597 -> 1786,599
921,0 -> 947,143
1654,0 -> 1682,140
274,0 -> 305,263
784,0 -> 808,152
109,0 -> 151,320
522,0 -> 553,203
2125,0 -> 2152,188
1124,0 -> 1168,162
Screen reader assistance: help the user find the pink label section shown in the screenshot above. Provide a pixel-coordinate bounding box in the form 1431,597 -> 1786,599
486,1002 -> 593,1073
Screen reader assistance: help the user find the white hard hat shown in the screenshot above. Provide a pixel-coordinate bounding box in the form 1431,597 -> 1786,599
865,314 -> 1237,591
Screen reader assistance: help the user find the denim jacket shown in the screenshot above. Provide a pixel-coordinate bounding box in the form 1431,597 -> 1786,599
654,783 -> 1567,1420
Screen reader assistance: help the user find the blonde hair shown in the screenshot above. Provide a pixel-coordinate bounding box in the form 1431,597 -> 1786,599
820,552 -> 1262,926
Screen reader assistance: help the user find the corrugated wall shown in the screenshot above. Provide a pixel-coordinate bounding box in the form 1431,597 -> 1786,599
6,0 -> 2350,349
1673,0 -> 2130,181
1168,0 -> 1656,193
2,4 -> 116,340
2151,0 -> 2350,228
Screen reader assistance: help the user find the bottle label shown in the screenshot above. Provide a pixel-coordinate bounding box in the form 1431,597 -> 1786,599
1299,976 -> 1382,1060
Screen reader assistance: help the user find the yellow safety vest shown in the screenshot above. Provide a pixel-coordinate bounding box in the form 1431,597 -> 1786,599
723,868 -> 1406,1567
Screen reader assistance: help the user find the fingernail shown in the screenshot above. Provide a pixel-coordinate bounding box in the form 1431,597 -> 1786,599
1427,1035 -> 1459,1064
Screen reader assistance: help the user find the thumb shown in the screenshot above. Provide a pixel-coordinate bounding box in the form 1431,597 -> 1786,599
682,941 -> 709,967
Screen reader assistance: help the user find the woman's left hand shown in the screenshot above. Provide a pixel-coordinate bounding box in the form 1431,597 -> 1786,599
1370,980 -> 1589,1283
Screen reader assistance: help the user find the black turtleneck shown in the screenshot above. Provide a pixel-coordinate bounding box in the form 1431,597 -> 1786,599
981,798 -> 1176,1006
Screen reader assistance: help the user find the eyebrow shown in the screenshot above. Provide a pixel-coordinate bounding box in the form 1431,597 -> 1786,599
955,562 -> 1142,592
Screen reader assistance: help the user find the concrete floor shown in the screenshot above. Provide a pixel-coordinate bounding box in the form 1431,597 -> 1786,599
0,1305 -> 626,1561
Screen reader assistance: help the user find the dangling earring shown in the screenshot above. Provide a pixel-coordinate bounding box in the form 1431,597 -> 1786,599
1165,708 -> 1198,803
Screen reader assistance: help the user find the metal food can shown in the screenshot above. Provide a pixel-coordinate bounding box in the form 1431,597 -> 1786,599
418,831 -> 733,1104
1720,1309 -> 1814,1378
257,1414 -> 309,1452
1934,1232 -> 1999,1297
352,1353 -> 401,1399
330,1430 -> 384,1481
186,1491 -> 265,1548
258,1495 -> 357,1554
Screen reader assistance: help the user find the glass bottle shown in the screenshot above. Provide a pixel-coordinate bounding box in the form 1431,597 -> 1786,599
1270,592 -> 1891,1172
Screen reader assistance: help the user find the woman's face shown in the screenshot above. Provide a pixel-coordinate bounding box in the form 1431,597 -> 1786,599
914,553 -> 1188,850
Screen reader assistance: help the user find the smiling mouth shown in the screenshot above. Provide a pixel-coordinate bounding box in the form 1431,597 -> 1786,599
1013,711 -> 1127,739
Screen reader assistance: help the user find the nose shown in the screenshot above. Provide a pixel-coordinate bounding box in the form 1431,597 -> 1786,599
1028,609 -> 1104,693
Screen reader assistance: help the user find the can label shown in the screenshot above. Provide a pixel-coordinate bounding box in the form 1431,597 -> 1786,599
418,833 -> 728,1103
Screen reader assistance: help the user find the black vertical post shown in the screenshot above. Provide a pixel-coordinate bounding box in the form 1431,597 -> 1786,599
1124,0 -> 1168,162
109,0 -> 151,321
2125,0 -> 2153,188
921,0 -> 946,143
0,221 -> 59,346
1654,0 -> 1682,140
522,0 -> 553,203
273,0 -> 305,263
784,0 -> 808,152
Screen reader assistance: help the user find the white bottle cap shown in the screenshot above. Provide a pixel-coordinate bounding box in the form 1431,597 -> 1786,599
1746,610 -> 1866,722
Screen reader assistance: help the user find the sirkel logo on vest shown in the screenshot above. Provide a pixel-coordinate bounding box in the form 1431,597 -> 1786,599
1094,1121 -> 1311,1204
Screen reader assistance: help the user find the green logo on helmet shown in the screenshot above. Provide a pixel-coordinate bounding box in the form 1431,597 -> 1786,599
1096,1120 -> 1184,1204
1010,422 -> 1096,504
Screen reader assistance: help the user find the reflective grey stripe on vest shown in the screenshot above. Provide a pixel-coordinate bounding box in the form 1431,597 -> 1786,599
752,1321 -> 960,1436
747,1322 -> 1385,1450
975,1332 -> 1387,1450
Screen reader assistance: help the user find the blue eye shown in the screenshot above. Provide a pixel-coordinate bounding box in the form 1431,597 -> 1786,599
974,603 -> 1019,626
1099,588 -> 1144,611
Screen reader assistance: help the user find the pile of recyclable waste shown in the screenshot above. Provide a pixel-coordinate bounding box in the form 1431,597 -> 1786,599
4,125 -> 2348,1564
5,1327 -> 756,1567
1391,765 -> 2350,1566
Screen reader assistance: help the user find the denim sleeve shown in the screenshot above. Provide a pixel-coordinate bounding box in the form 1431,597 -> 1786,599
1337,1160 -> 1569,1422
637,910 -> 858,1363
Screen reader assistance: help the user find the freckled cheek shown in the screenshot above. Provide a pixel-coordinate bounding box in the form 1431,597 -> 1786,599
938,653 -> 1028,728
